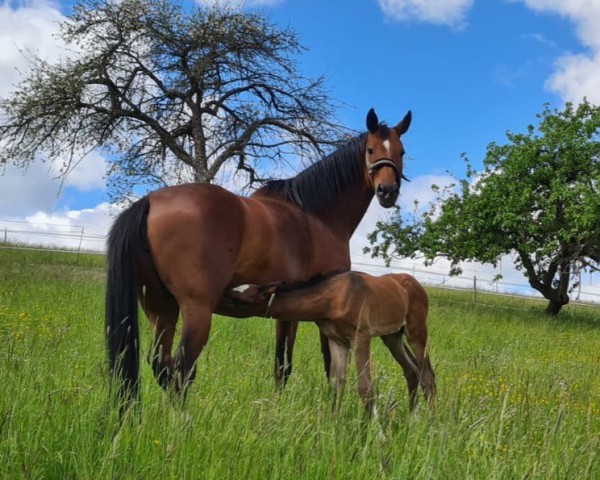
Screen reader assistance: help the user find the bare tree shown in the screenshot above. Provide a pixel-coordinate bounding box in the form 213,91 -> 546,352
0,0 -> 346,201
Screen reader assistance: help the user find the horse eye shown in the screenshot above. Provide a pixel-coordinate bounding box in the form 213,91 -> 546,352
366,148 -> 374,155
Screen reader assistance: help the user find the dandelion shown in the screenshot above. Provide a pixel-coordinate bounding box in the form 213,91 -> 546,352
153,439 -> 161,446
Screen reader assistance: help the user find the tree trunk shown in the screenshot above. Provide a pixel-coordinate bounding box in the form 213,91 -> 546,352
544,262 -> 572,316
543,286 -> 570,316
544,297 -> 567,316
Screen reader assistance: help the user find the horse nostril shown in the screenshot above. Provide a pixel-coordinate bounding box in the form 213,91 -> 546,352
377,184 -> 392,198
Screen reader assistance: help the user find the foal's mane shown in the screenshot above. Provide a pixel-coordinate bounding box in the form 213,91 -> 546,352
260,133 -> 367,211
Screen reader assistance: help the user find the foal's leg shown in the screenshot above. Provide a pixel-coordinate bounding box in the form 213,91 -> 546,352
404,319 -> 436,408
327,337 -> 350,414
354,332 -> 375,415
274,320 -> 298,388
381,330 -> 420,411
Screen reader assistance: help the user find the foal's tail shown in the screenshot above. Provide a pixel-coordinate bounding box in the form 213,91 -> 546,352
105,196 -> 150,411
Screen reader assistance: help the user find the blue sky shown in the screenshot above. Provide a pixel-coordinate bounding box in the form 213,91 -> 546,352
1,0 -> 599,296
262,0 -> 581,181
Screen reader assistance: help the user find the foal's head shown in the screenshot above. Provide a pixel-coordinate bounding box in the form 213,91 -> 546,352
365,108 -> 412,208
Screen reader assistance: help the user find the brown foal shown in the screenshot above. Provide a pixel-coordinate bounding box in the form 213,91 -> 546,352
225,271 -> 436,414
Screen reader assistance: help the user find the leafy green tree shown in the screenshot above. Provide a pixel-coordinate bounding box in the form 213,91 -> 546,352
368,100 -> 600,315
0,0 -> 344,201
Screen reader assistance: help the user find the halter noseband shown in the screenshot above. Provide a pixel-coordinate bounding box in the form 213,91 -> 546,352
366,157 -> 410,185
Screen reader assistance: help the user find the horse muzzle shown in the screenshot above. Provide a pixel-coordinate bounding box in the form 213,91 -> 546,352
368,158 -> 407,207
376,183 -> 399,208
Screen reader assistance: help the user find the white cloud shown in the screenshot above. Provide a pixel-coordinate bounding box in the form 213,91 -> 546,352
376,0 -> 474,29
514,0 -> 600,103
350,174 -> 456,271
0,1 -> 108,217
0,0 -> 66,97
522,33 -> 557,48
49,150 -> 108,192
0,150 -> 108,217
0,202 -> 113,251
546,52 -> 600,104
0,162 -> 62,216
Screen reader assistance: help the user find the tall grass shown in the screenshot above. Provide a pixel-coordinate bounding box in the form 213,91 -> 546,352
0,248 -> 599,479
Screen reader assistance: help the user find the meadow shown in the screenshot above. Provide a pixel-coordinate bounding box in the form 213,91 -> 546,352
0,247 -> 599,479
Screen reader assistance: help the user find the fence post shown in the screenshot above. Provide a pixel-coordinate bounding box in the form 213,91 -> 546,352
473,275 -> 477,305
3,227 -> 6,244
76,227 -> 85,262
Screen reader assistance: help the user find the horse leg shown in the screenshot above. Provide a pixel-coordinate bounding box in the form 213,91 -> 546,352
146,312 -> 178,390
173,299 -> 213,401
327,337 -> 350,415
319,329 -> 331,379
354,332 -> 374,415
381,329 -> 420,411
404,319 -> 436,409
138,263 -> 180,391
274,320 -> 298,388
285,321 -> 297,385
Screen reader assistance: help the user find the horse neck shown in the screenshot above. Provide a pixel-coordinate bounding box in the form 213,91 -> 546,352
267,283 -> 334,322
315,177 -> 374,239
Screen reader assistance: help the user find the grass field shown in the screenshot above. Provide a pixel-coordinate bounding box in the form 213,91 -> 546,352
1,247 -> 599,479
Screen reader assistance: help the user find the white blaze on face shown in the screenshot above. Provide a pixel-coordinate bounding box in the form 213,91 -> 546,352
382,140 -> 391,157
232,284 -> 251,293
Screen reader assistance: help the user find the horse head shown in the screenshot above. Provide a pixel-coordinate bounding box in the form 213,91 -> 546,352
365,108 -> 411,208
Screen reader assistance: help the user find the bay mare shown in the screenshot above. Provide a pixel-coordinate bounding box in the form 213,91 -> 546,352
105,108 -> 412,410
225,272 -> 436,414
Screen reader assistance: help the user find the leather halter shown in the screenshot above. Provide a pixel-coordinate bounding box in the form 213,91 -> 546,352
366,157 -> 410,186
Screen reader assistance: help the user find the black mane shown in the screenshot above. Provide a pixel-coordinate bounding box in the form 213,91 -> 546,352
260,133 -> 367,211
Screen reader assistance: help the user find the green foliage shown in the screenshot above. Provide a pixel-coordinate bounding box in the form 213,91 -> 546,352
1,248 -> 599,478
368,100 -> 600,315
0,0 -> 345,202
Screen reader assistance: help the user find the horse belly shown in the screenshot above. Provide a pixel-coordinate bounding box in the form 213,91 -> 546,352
366,298 -> 408,337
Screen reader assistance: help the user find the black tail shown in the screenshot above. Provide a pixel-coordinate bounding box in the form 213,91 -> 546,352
105,196 -> 150,411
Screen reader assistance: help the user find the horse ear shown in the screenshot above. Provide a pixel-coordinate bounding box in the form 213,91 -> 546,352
394,110 -> 412,136
366,108 -> 379,133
